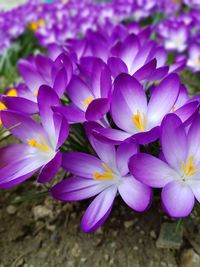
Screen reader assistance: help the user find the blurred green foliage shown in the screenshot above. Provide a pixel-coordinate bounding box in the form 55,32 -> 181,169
0,30 -> 45,93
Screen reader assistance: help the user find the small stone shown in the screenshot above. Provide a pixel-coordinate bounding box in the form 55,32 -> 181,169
180,249 -> 200,267
150,230 -> 157,239
80,257 -> 87,263
104,254 -> 110,261
46,224 -> 56,232
6,205 -> 17,215
136,225 -> 140,231
133,246 -> 138,251
156,222 -> 183,249
96,227 -> 103,235
32,205 -> 53,220
71,243 -> 81,258
140,230 -> 145,235
124,220 -> 134,229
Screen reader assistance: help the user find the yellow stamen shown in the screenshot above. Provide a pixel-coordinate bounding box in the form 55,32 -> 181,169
171,105 -> 176,112
29,21 -> 38,32
6,88 -> 17,97
82,96 -> 94,108
132,110 -> 146,132
29,19 -> 45,32
181,156 -> 198,177
0,102 -> 7,111
34,88 -> 39,97
62,0 -> 69,3
0,102 -> 7,125
94,163 -> 114,180
38,19 -> 45,27
27,135 -> 49,152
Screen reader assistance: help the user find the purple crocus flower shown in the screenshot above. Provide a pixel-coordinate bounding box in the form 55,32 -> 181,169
53,57 -> 112,123
92,72 -> 191,145
108,34 -> 169,81
1,53 -> 72,115
187,43 -> 200,72
129,113 -> 200,218
51,123 -> 151,233
163,23 -> 188,52
0,86 -> 68,188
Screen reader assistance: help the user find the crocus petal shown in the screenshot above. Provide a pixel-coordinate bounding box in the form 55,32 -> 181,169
130,41 -> 156,74
187,179 -> 200,203
107,57 -> 128,78
1,110 -> 45,143
0,144 -> 44,188
174,101 -> 199,124
35,54 -> 53,83
174,85 -> 189,109
53,67 -> 68,97
110,34 -> 139,72
84,121 -> 117,169
92,127 -> 131,145
66,75 -> 93,111
129,153 -> 175,188
118,176 -> 152,212
85,98 -> 110,121
62,152 -> 104,179
162,181 -> 195,218
161,114 -> 187,170
51,177 -> 110,201
18,59 -> 45,93
1,96 -> 38,114
147,66 -> 169,81
52,105 -> 85,123
187,115 -> 200,163
53,113 -> 69,149
116,139 -> 138,176
81,186 -> 117,233
37,151 -> 62,183
147,73 -> 180,128
111,73 -> 147,133
38,85 -> 60,147
133,58 -> 156,81
132,126 -> 160,145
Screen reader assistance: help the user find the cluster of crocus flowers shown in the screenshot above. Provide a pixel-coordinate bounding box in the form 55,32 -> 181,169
1,0 -> 200,233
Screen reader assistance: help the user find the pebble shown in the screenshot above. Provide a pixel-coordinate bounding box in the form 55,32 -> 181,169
180,249 -> 200,267
6,205 -> 17,215
150,230 -> 157,239
32,205 -> 53,220
71,243 -> 81,258
156,222 -> 183,249
133,246 -> 139,251
124,220 -> 134,229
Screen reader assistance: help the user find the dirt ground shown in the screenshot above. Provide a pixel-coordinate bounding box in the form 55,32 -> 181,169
0,178 -> 200,267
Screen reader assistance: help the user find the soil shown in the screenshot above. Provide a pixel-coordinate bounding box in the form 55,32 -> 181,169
0,178 -> 200,267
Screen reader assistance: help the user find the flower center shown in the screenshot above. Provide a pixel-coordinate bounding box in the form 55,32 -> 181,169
94,163 -> 114,180
34,88 -> 39,97
0,102 -> 7,125
132,110 -> 146,132
6,88 -> 17,97
82,96 -> 94,108
29,19 -> 45,32
181,156 -> 198,178
27,135 -> 50,152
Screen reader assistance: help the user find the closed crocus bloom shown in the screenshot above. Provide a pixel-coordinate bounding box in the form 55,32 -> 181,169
129,113 -> 200,218
0,86 -> 69,188
51,122 -> 151,233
